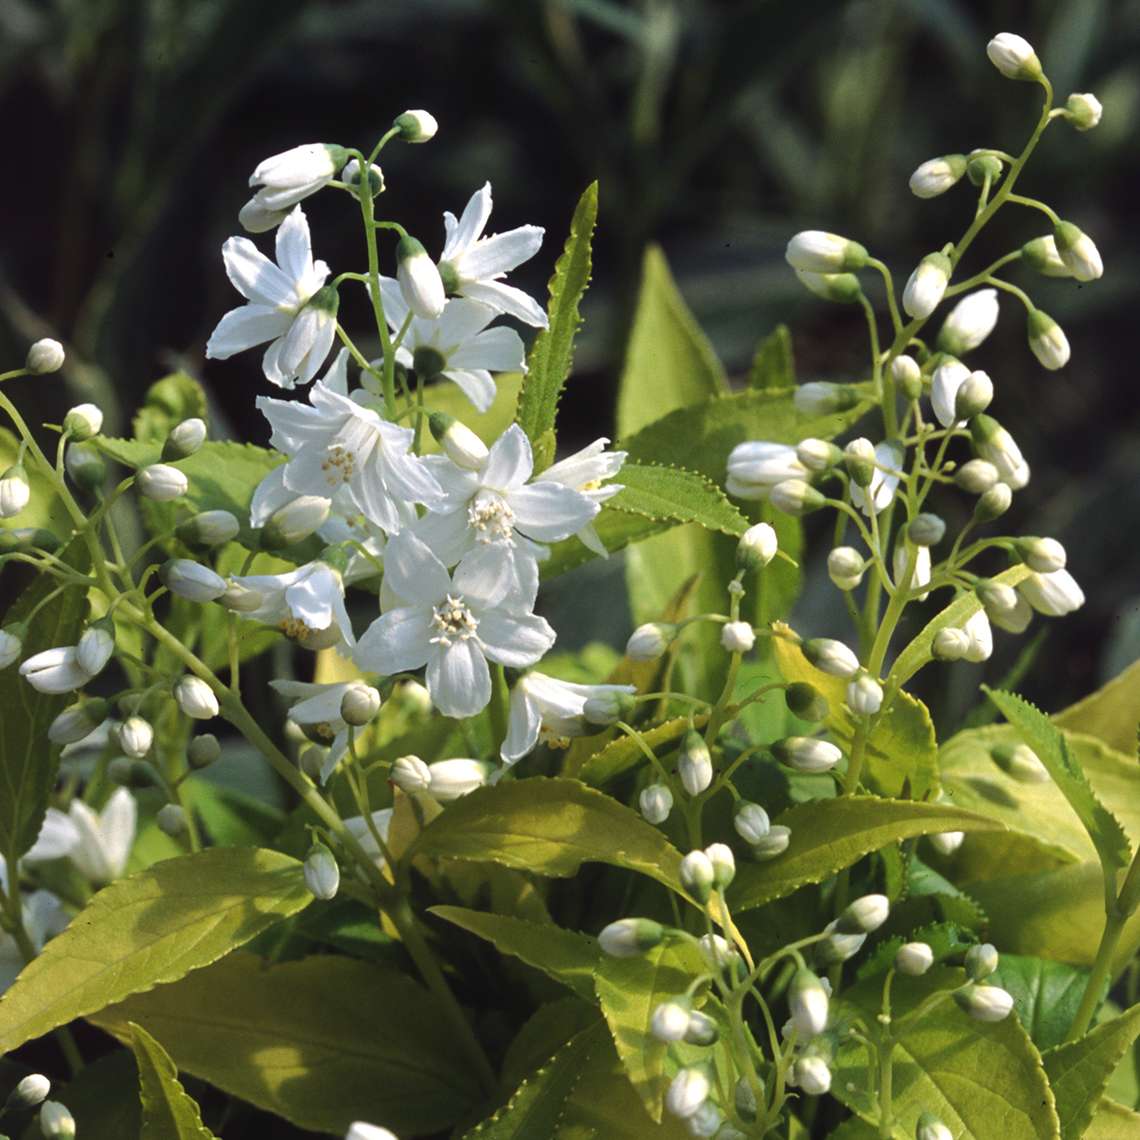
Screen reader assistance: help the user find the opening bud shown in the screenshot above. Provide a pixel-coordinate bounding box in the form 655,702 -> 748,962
262,495 -> 332,549
909,154 -> 967,198
174,675 -> 219,720
6,1073 -> 50,1111
188,733 -> 221,769
803,637 -> 860,678
1016,536 -> 1066,573
964,941 -> 1000,980
752,824 -> 792,860
304,842 -> 340,900
846,673 -> 883,716
428,412 -> 489,470
896,941 -> 935,976
1019,568 -> 1085,616
955,370 -> 993,420
394,109 -> 438,142
39,1100 -> 76,1138
163,417 -> 207,461
157,803 -> 188,838
26,338 -> 65,374
396,234 -> 446,319
903,252 -> 951,319
770,478 -> 825,516
1053,220 -> 1103,282
720,621 -> 755,654
427,758 -> 491,802
391,754 -> 432,793
341,682 -> 381,726
991,742 -> 1050,784
784,230 -> 869,273
598,917 -> 665,958
639,782 -> 673,824
932,627 -> 970,662
736,521 -> 779,569
785,681 -> 829,722
772,736 -> 842,773
1027,308 -> 1070,370
793,381 -> 862,415
625,622 -> 673,662
677,730 -> 713,796
954,982 -> 1014,1022
891,354 -> 924,400
795,270 -> 862,303
163,559 -> 228,603
954,458 -> 999,494
986,33 -> 1043,81
0,464 -> 30,518
137,463 -> 189,502
1021,235 -> 1070,278
970,415 -> 1029,490
1064,91 -> 1103,131
836,893 -> 890,934
789,967 -> 830,1036
63,403 -> 103,441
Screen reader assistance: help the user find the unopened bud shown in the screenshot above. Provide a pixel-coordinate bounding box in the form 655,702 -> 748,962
975,483 -> 1013,522
986,33 -> 1042,81
582,689 -> 636,726
219,580 -> 263,613
792,1056 -> 832,1096
304,842 -> 340,900
846,673 -> 883,716
772,736 -> 842,773
39,1100 -> 76,1137
930,830 -> 965,856
677,730 -> 713,796
1027,309 -> 1070,371
163,559 -> 227,603
108,757 -> 155,789
343,158 -> 385,198
965,942 -> 1000,980
737,521 -> 778,569
427,757 -> 490,802
683,1009 -> 718,1046
955,458 -> 999,494
909,154 -> 968,198
665,1067 -> 711,1119
1021,235 -> 1070,278
137,463 -> 188,501
26,338 -> 65,374
118,715 -> 154,758
63,403 -> 103,441
651,1000 -> 692,1043
397,235 -> 446,320
157,803 -> 188,837
891,354 -> 923,400
917,1113 -> 953,1140
793,381 -> 861,415
896,942 -> 935,976
733,802 -> 770,845
836,893 -> 890,934
598,917 -> 665,958
394,109 -> 438,142
789,968 -> 830,1036
903,252 -> 951,319
76,621 -> 114,677
907,513 -> 946,547
188,733 -> 221,769
785,682 -> 829,722
1054,221 -> 1103,282
816,923 -> 867,965
770,478 -> 825,517
705,842 -> 736,890
625,622 -> 673,662
721,621 -> 755,654
391,754 -> 432,792
177,510 -> 238,548
174,675 -> 219,720
932,627 -> 970,662
954,982 -> 1014,1022
938,289 -> 999,356
428,412 -> 489,470
262,495 -> 332,549
64,441 -> 106,493
752,824 -> 791,859
0,465 -> 30,518
1065,91 -> 1103,131
795,270 -> 862,303
843,437 -> 876,488
785,231 -> 868,273
163,417 -> 207,460
0,624 -> 24,669
955,370 -> 993,419
1016,536 -> 1066,573
49,700 -> 108,745
680,850 -> 715,902
991,742 -> 1049,784
340,682 -> 381,726
803,637 -> 860,678
6,1074 -> 50,1112
966,153 -> 1003,187
826,545 -> 864,591
639,782 -> 673,824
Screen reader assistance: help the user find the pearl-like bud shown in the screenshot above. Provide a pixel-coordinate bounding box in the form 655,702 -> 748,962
736,521 -> 778,570
1065,92 -> 1103,131
63,403 -> 103,441
955,458 -> 999,494
975,482 -> 1013,522
1021,235 -> 1071,278
907,513 -> 946,547
903,252 -> 951,319
677,730 -> 713,796
769,478 -> 825,516
639,782 -> 673,824
891,354 -> 923,400
1027,309 -> 1070,370
970,415 -> 1029,490
792,1056 -> 832,1096
625,622 -> 673,662
789,968 -> 830,1036
1016,536 -> 1066,574
986,33 -> 1042,81
118,715 -> 154,758
39,1099 -> 76,1138
954,982 -> 1014,1022
137,463 -> 189,501
262,495 -> 332,549
651,1000 -> 692,1043
340,682 -> 381,726
304,842 -> 340,900
680,850 -> 716,902
394,109 -> 438,142
733,802 -> 770,845
665,1067 -> 711,1119
174,675 -> 219,720
836,893 -> 890,934
751,825 -> 791,859
188,733 -> 221,769
163,417 -> 207,461
391,754 -> 432,792
846,673 -> 883,716
6,1073 -> 50,1111
26,338 -> 65,374
705,842 -> 736,890
795,270 -> 862,303
803,637 -> 860,678
785,231 -> 868,273
598,917 -> 665,958
177,510 -> 240,548
163,559 -> 228,603
793,381 -> 861,415
1054,221 -> 1103,282
917,1112 -> 954,1140
721,621 -> 755,654
772,736 -> 842,773
909,154 -> 968,198
937,288 -> 999,356
427,758 -> 490,802
0,464 -> 30,518
965,942 -> 1000,981
828,545 -> 865,591
896,941 -> 935,976
157,803 -> 188,837
397,235 -> 446,320
932,627 -> 970,662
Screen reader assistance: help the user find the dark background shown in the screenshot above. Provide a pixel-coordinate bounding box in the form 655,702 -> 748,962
1,0 -> 1136,720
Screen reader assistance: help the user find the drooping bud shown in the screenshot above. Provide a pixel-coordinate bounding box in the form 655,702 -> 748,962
26,338 -> 65,374
789,968 -> 830,1036
930,359 -> 969,428
990,591 -> 1034,634
163,559 -> 228,603
752,825 -> 791,859
803,637 -> 860,678
174,675 -> 219,720
396,235 -> 446,319
769,478 -> 825,516
932,627 -> 970,662
0,623 -> 24,669
827,545 -> 865,591
0,464 -> 30,518
785,681 -> 829,722
1016,536 -> 1066,573
955,370 -> 994,420
794,270 -> 862,303
903,252 -> 951,319
970,415 -> 1029,490
986,33 -> 1042,81
677,730 -> 713,796
975,483 -> 1013,522
846,673 -> 883,716
954,982 -> 1014,1022
1064,91 -> 1103,131
394,109 -> 438,142
836,893 -> 890,934
896,941 -> 935,976
176,509 -> 240,548
163,417 -> 207,461
118,715 -> 154,758
48,699 -> 109,745
137,463 -> 189,501
937,288 -> 999,356
909,154 -> 968,198
1021,236 -> 1070,278
76,620 -> 114,677
843,437 -> 877,488
891,354 -> 923,400
1054,221 -> 1103,282
705,842 -> 736,890
428,412 -> 489,470
304,842 -> 340,900
785,231 -> 869,273
188,733 -> 221,769
908,513 -> 946,547
639,783 -> 673,824
38,1099 -> 76,1138
736,521 -> 778,570
63,403 -> 103,441
390,754 -> 432,792
427,758 -> 491,802
772,736 -> 842,773
793,381 -> 862,415
341,682 -> 381,726
1027,309 -> 1070,370
733,802 -> 771,845
721,621 -> 755,654
1018,569 -> 1085,616
598,917 -> 665,958
157,803 -> 188,837
680,849 -> 716,902
966,153 -> 1004,187
964,942 -> 1000,980
650,1000 -> 693,1043
262,495 -> 332,549
955,458 -> 999,494
792,1056 -> 832,1096
962,609 -> 994,663
664,1067 -> 711,1120
625,622 -> 673,662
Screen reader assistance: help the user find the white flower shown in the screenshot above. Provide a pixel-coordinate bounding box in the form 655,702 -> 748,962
240,143 -> 345,232
909,155 -> 967,198
726,441 -> 807,500
354,533 -> 555,719
20,646 -> 91,695
1018,569 -> 1085,616
849,441 -> 903,516
987,33 -> 1041,81
540,438 -> 627,556
231,561 -> 355,652
378,283 -> 526,413
903,253 -> 951,319
436,183 -> 547,327
67,788 -> 136,883
206,206 -> 336,389
937,289 -> 999,356
256,372 -> 442,535
970,415 -> 1029,489
413,424 -> 599,571
930,359 -> 969,428
271,679 -> 358,782
501,671 -> 635,762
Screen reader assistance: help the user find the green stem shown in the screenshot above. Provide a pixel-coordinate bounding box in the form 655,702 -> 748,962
1067,911 -> 1124,1041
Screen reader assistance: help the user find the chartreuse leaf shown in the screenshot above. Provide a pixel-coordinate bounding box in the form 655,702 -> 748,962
856,922 -> 977,982
412,777 -> 684,892
1054,657 -> 1140,757
542,509 -> 670,578
0,847 -> 311,1053
1043,1003 -> 1140,1139
515,182 -> 598,471
91,952 -> 483,1136
607,463 -> 749,536
833,968 -> 1060,1139
132,372 -> 208,444
748,324 -> 795,390
616,245 -> 726,439
727,798 -> 1003,912
771,629 -> 938,798
430,906 -> 598,999
579,715 -> 707,787
0,425 -> 73,536
0,542 -> 89,864
989,956 -> 1096,1051
1084,1100 -> 1140,1138
129,1022 -> 218,1139
890,565 -> 1030,687
985,688 -> 1131,876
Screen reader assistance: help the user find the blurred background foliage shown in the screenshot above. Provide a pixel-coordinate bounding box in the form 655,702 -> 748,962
0,0 -> 1137,732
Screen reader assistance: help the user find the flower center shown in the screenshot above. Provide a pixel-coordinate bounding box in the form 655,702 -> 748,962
467,491 -> 515,543
430,594 -> 478,647
539,725 -> 572,750
280,617 -> 314,641
321,444 -> 356,488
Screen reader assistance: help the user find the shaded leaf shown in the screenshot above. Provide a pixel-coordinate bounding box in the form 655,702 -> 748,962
748,324 -> 795,390
129,1022 -> 218,1139
132,373 -> 207,445
990,955 -> 1096,1051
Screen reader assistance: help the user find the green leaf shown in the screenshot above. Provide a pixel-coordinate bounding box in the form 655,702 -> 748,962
834,968 -> 1061,1139
91,952 -> 483,1136
0,426 -> 72,536
1084,1100 -> 1140,1139
855,921 -> 977,981
986,689 -> 1131,875
890,565 -> 1031,687
0,847 -> 311,1053
0,541 -> 89,863
989,955 -> 1095,1051
430,906 -> 598,1000
748,324 -> 795,390
1043,1003 -> 1140,1139
515,182 -> 598,471
608,463 -> 749,536
412,776 -> 683,892
1054,658 -> 1140,757
727,798 -> 1004,912
129,1022 -> 218,1139
54,1049 -> 142,1140
132,373 -> 208,445
578,715 -> 706,786
772,630 -> 939,798
542,509 -> 672,578
616,245 -> 727,439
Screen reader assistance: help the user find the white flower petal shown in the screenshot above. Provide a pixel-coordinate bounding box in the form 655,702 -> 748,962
355,607 -> 434,674
381,531 -> 452,606
411,508 -> 473,568
443,183 -> 493,261
206,305 -> 292,360
509,481 -> 599,542
275,206 -> 316,291
448,326 -> 526,374
458,225 -> 545,280
221,237 -> 296,307
482,424 -> 534,491
453,544 -> 526,612
502,684 -> 543,762
427,640 -> 491,718
478,609 -> 556,667
461,279 -> 548,328
25,809 -> 80,862
440,369 -> 497,412
99,788 -> 137,879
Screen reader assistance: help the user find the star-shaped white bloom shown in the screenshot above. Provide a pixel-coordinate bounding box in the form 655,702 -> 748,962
67,788 -> 137,884
355,532 -> 555,719
231,561 -> 355,652
413,424 -> 599,571
256,374 -> 442,536
378,280 -> 525,413
271,679 -> 358,782
541,438 -> 627,556
502,672 -> 636,763
206,206 -> 337,389
437,182 -> 547,327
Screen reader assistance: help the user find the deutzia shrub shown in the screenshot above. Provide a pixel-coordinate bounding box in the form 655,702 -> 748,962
0,35 -> 1135,1140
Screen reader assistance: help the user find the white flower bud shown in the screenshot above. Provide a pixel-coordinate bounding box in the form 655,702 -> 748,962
1018,569 -> 1085,616
930,830 -> 965,856
908,513 -> 946,547
345,1124 -> 398,1140
990,591 -> 1034,634
955,370 -> 994,420
7,1073 -> 51,1111
262,495 -> 332,549
391,754 -> 432,792
686,1101 -> 724,1136
20,647 -> 86,694
909,154 -> 968,198
651,1000 -> 693,1043
1054,221 -> 1103,282
665,1067 -> 711,1119
1022,235 -> 1071,278
827,546 -> 865,592
188,733 -> 221,769
896,941 -> 935,976
428,412 -> 489,470
428,758 -> 490,802
177,509 -> 240,547
789,968 -> 830,1036
770,479 -> 825,516
598,917 -> 665,958
795,270 -> 862,303
785,231 -> 868,273
792,1056 -> 832,1096
751,825 -> 791,860
342,159 -> 385,199
26,338 -> 65,374
0,626 -> 23,669
163,417 -> 207,461
64,442 -> 106,492
137,463 -> 189,501
1065,92 -> 1103,131
118,715 -> 154,758
932,627 -> 970,662
394,109 -> 438,142
64,403 -> 103,441
793,381 -> 861,415
163,559 -> 227,603
937,288 -> 999,356
683,1009 -> 718,1047
846,673 -> 883,716
803,637 -> 860,678
396,235 -> 446,319
903,252 -> 951,319
965,942 -> 1000,980
39,1099 -> 76,1138
733,802 -> 770,845
0,464 -> 30,517
962,609 -> 993,663
157,803 -> 188,837
772,736 -> 842,773
726,441 -> 806,500
1027,309 -> 1070,370
705,842 -> 736,890
891,353 -> 923,400
639,783 -> 673,824
843,437 -> 877,488
917,1112 -> 954,1140
796,438 -> 842,474
986,33 -> 1042,81
737,521 -> 778,569
49,699 -> 108,745
976,580 -> 1020,623
219,580 -> 264,613
76,624 -> 114,677
680,850 -> 716,902
395,679 -> 432,716
1016,536 -> 1066,574
930,359 -> 969,428
955,458 -> 999,494
837,893 -> 890,934
721,621 -> 755,654
248,143 -> 345,209
677,730 -> 713,796
174,675 -> 219,720
304,842 -> 340,900
975,482 -> 1013,522
340,682 -> 381,726
698,933 -> 739,970
626,622 -> 672,662
955,982 -> 1014,1022
970,415 -> 1029,489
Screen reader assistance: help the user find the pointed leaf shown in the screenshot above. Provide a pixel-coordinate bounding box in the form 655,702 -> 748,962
580,715 -> 707,786
129,1022 -> 218,1139
989,956 -> 1096,1051
748,324 -> 795,390
608,463 -> 749,536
